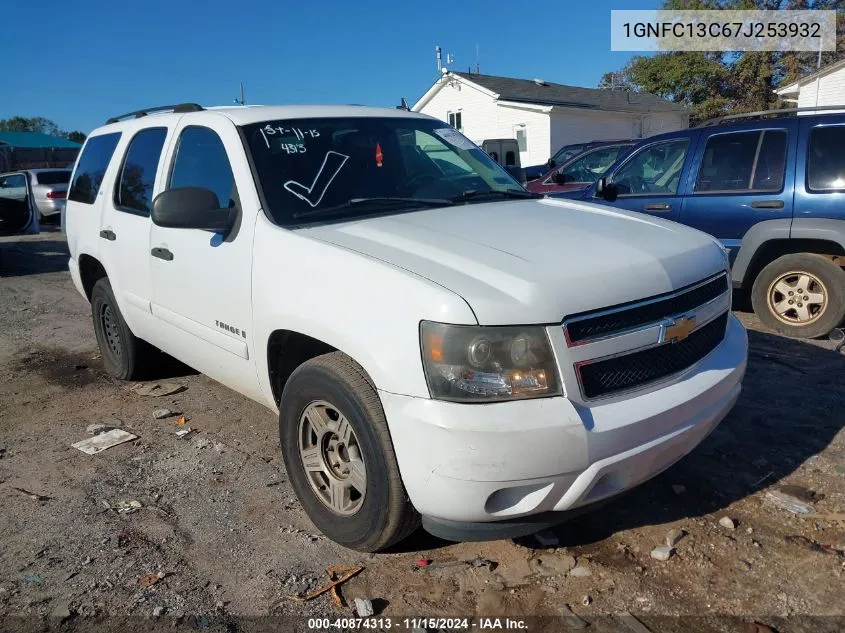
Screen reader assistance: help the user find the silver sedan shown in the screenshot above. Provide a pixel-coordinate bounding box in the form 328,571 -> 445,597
29,168 -> 72,220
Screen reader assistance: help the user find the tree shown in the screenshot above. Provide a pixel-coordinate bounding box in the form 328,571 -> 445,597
0,117 -> 86,144
598,71 -> 638,92
63,131 -> 87,144
0,116 -> 61,136
600,0 -> 845,124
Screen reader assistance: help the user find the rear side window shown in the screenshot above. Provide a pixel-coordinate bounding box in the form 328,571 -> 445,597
68,133 -> 121,204
169,126 -> 237,209
35,171 -> 71,185
695,130 -> 786,193
808,126 -> 845,191
115,128 -> 167,215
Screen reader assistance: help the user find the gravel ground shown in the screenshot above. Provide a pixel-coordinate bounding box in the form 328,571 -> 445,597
1,228 -> 844,633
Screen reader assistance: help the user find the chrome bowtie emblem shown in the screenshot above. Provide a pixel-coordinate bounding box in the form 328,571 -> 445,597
661,315 -> 697,343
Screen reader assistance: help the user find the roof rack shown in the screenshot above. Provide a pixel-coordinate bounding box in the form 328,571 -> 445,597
105,103 -> 204,125
697,105 -> 845,127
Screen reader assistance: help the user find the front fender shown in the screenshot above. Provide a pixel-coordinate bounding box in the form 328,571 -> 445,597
251,219 -> 477,410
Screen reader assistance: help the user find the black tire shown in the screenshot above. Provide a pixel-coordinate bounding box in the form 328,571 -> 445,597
90,278 -> 149,380
751,253 -> 845,339
278,352 -> 419,551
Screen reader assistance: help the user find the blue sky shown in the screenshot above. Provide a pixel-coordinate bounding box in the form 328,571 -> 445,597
1,0 -> 657,134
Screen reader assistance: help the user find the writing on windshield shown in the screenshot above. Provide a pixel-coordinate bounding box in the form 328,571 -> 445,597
243,116 -> 523,225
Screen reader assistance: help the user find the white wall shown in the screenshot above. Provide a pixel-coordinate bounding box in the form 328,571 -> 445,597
797,65 -> 845,108
642,112 -> 689,137
495,104 -> 551,166
549,109 -> 640,153
416,77 -> 689,167
416,79 -> 500,147
547,108 -> 688,156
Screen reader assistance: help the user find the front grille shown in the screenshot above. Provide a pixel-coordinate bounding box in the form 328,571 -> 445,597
565,274 -> 728,344
578,312 -> 728,399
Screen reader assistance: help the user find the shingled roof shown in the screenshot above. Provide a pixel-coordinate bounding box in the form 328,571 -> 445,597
451,72 -> 687,114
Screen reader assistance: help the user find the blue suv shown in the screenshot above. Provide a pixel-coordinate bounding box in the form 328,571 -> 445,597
553,108 -> 845,339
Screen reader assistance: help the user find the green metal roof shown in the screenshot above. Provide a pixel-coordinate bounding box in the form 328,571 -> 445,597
0,131 -> 82,149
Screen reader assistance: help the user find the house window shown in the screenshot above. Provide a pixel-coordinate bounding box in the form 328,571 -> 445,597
514,125 -> 527,152
447,111 -> 463,131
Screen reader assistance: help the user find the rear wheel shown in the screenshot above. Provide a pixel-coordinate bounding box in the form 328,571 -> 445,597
90,278 -> 149,379
751,253 -> 845,339
278,352 -> 419,551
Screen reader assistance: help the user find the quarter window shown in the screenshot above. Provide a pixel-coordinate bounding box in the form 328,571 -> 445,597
115,128 -> 167,215
169,127 -> 237,209
695,130 -> 786,193
610,139 -> 689,196
68,132 -> 121,204
808,126 -> 845,191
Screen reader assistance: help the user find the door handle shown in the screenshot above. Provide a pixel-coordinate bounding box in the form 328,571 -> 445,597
151,247 -> 174,261
643,203 -> 672,211
751,200 -> 785,209
99,229 -> 116,241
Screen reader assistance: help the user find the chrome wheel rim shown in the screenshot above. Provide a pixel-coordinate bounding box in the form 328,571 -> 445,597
298,400 -> 366,516
100,304 -> 122,357
767,271 -> 827,326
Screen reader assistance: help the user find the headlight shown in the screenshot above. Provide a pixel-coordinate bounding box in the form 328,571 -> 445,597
420,322 -> 562,402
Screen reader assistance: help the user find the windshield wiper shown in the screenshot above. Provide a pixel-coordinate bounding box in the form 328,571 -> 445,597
452,189 -> 544,203
292,197 -> 454,220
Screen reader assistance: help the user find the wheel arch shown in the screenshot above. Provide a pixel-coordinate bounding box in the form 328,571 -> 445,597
733,219 -> 845,290
78,254 -> 108,301
266,329 -> 342,406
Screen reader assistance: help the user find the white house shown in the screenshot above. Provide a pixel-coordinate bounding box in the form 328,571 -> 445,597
774,59 -> 845,109
412,71 -> 689,166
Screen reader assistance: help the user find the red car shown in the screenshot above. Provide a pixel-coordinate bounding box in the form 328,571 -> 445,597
527,142 -> 634,195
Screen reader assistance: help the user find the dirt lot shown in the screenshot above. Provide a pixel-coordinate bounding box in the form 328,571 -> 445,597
1,229 -> 844,633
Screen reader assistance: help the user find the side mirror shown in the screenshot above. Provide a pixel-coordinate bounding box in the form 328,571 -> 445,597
552,171 -> 568,185
547,159 -> 556,168
152,188 -> 236,232
596,177 -> 618,202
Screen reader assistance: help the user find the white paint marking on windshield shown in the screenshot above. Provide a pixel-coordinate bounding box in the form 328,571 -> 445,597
283,151 -> 349,208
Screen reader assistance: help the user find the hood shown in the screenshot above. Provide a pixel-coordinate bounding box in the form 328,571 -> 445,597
300,198 -> 726,325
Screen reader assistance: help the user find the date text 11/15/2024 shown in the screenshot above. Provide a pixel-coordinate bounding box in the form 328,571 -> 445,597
307,617 -> 529,630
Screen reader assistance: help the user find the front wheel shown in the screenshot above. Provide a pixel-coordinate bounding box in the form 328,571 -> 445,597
278,352 -> 419,551
751,253 -> 845,339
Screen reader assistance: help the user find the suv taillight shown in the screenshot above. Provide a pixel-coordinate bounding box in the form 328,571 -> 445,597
46,190 -> 66,199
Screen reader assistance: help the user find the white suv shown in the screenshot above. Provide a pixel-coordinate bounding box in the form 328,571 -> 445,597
64,103 -> 748,551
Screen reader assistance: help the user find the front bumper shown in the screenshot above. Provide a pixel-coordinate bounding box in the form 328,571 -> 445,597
380,314 -> 747,536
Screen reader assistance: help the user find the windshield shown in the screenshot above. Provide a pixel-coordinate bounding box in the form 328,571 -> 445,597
550,144 -> 585,165
35,170 -> 71,185
243,117 -> 526,225
549,144 -> 632,185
